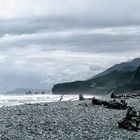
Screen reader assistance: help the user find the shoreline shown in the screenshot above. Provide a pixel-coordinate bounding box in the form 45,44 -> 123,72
0,99 -> 140,139
0,94 -> 99,107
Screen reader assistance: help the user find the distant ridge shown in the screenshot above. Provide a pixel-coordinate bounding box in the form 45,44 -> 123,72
52,58 -> 140,95
3,88 -> 50,95
93,58 -> 140,78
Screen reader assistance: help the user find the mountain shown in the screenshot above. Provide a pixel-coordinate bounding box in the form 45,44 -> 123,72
112,66 -> 140,95
93,58 -> 140,78
52,71 -> 123,95
52,58 -> 140,95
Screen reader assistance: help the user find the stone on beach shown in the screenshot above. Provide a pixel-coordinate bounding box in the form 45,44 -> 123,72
0,99 -> 140,140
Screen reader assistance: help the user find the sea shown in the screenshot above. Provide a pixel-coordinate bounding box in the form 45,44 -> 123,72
0,94 -> 98,107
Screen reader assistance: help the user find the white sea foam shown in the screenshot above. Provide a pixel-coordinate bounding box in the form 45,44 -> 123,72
0,94 -> 98,107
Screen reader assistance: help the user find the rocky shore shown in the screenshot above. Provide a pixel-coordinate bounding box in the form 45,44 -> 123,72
0,99 -> 140,140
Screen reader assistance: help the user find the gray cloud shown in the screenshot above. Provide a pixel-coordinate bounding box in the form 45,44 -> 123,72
1,27 -> 140,53
0,0 -> 140,92
1,13 -> 140,37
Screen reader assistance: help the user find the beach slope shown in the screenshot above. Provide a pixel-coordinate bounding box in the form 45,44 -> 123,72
0,99 -> 140,140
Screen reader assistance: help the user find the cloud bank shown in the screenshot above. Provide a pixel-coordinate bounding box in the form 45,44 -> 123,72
0,0 -> 140,91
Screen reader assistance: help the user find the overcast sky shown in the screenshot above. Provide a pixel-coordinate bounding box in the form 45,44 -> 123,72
0,0 -> 140,92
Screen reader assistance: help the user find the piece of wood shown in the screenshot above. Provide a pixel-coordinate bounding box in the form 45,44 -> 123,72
59,93 -> 64,102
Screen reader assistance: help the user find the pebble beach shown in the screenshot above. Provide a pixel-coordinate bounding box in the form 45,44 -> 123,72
0,99 -> 140,140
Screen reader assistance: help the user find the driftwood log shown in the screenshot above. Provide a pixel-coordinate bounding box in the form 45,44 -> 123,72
118,107 -> 140,131
92,98 -> 127,110
59,93 -> 64,102
79,94 -> 85,100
